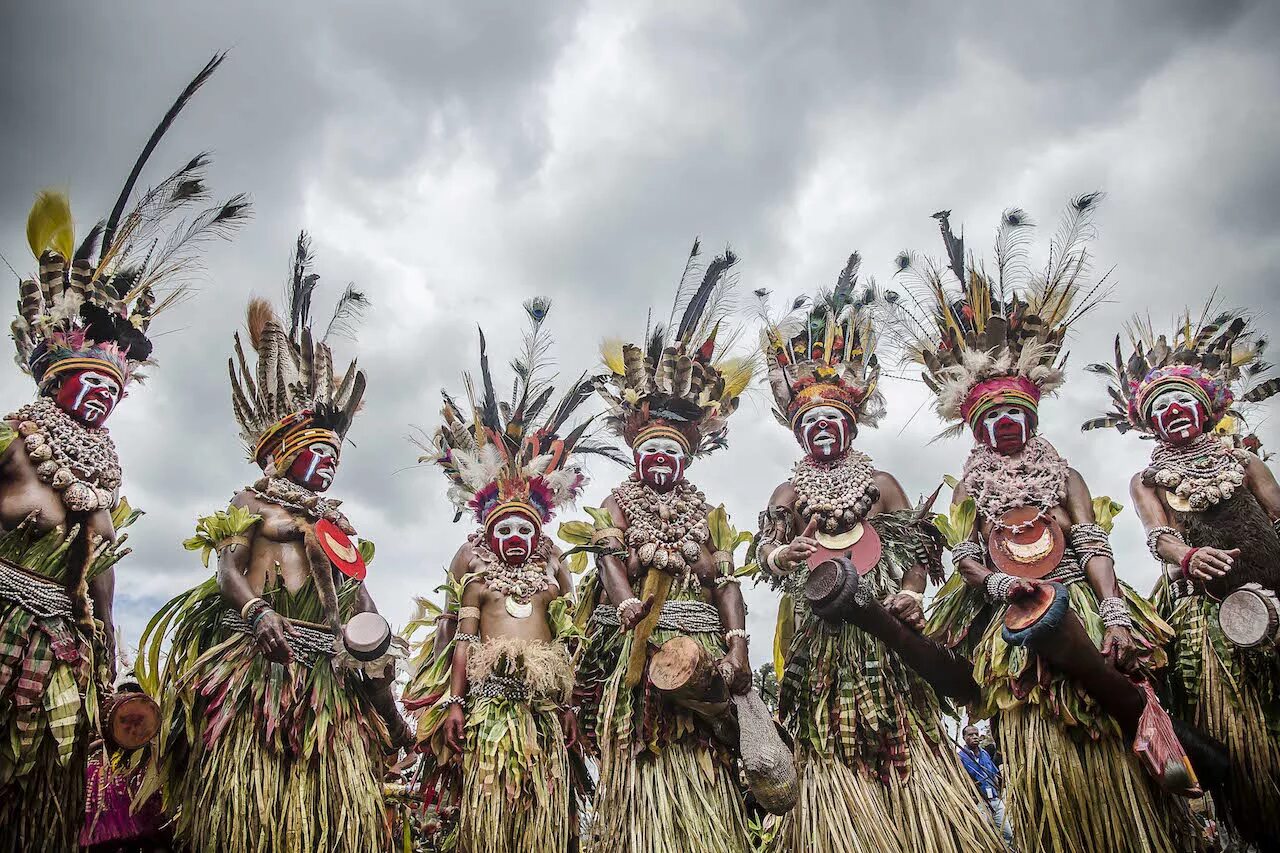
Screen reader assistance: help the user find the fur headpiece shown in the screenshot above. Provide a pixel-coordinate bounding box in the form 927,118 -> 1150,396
758,252 -> 886,429
12,54 -> 248,393
596,239 -> 755,456
229,232 -> 368,470
880,194 -> 1110,439
424,298 -> 628,528
1083,301 -> 1278,436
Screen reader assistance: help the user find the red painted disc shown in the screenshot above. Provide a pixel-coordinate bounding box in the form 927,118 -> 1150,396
316,518 -> 366,580
988,507 -> 1064,579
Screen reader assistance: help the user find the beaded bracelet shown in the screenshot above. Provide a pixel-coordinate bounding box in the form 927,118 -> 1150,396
454,632 -> 481,645
951,541 -> 985,568
1098,596 -> 1133,629
984,572 -> 1016,603
725,628 -> 749,643
240,596 -> 268,620
715,575 -> 741,588
897,589 -> 924,604
438,694 -> 466,710
1146,526 -> 1183,561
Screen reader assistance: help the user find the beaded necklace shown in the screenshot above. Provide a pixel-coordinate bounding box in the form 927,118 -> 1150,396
612,475 -> 711,575
791,450 -> 879,533
9,397 -> 120,514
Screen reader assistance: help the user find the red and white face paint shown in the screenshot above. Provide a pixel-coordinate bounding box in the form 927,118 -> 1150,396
486,509 -> 540,566
795,405 -> 854,462
286,441 -> 339,492
634,435 -> 687,492
53,369 -> 122,426
975,404 -> 1035,455
1149,389 -> 1208,446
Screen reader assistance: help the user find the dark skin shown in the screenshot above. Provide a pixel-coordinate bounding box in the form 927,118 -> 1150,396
216,474 -> 412,748
0,414 -> 117,681
596,472 -> 751,694
962,725 -> 1003,789
1131,454 -> 1280,581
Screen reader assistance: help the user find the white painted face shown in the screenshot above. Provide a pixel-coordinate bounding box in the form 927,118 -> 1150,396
634,436 -> 687,491
1149,389 -> 1207,444
796,405 -> 853,460
978,404 -> 1032,454
487,511 -> 539,565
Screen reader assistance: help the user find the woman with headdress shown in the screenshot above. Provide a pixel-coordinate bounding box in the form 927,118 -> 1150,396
890,196 -> 1209,852
140,233 -> 409,853
0,55 -> 246,851
1084,304 -> 1280,847
752,254 -> 1004,852
406,299 -> 623,853
573,241 -> 756,853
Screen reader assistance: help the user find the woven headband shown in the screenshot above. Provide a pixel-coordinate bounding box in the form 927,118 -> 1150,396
38,356 -> 126,390
1138,375 -> 1213,421
634,424 -> 692,454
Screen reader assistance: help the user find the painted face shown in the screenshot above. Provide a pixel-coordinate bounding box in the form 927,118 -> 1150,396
53,369 -> 122,425
1149,389 -> 1208,445
975,404 -> 1035,455
795,405 -> 855,461
286,441 -> 339,491
634,436 -> 687,492
486,509 -> 540,566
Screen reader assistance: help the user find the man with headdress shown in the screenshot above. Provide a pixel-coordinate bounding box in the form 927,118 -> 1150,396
892,197 -> 1210,852
141,234 -> 408,853
0,55 -> 246,851
1085,306 -> 1280,847
572,242 -> 756,853
752,254 -> 1004,852
406,299 -> 621,853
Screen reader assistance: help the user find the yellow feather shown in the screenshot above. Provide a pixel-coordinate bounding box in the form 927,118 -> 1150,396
26,190 -> 75,260
717,355 -> 755,400
600,337 -> 626,375
822,311 -> 836,366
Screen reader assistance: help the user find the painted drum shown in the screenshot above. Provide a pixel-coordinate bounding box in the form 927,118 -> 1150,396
343,611 -> 393,661
316,517 -> 366,580
1218,583 -> 1280,649
103,692 -> 161,750
988,507 -> 1065,579
806,520 -> 883,576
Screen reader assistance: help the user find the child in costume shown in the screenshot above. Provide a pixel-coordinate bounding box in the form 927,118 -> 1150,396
1085,304 -> 1280,847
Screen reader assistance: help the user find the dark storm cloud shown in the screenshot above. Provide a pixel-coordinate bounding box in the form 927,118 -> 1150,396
2,0 -> 1278,662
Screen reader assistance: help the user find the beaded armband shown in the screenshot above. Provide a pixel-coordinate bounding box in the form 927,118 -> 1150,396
1098,596 -> 1133,629
438,694 -> 466,710
454,632 -> 481,645
1068,523 -> 1113,567
951,540 -> 985,568
715,574 -> 741,588
1146,525 -> 1183,561
984,572 -> 1016,603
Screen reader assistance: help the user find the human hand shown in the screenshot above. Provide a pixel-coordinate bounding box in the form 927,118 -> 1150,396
252,609 -> 296,664
619,594 -> 656,630
1101,626 -> 1140,674
885,592 -> 926,631
1185,547 -> 1239,582
717,645 -> 752,695
774,518 -> 819,573
443,703 -> 467,755
560,707 -> 581,750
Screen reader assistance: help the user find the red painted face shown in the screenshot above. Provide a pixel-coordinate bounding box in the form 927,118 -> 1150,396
794,405 -> 855,462
485,509 -> 540,566
634,436 -> 687,492
286,441 -> 339,491
1149,389 -> 1208,446
53,369 -> 122,426
975,404 -> 1035,455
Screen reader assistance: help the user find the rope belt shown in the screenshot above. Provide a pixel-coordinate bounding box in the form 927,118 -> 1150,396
473,674 -> 530,702
220,611 -> 338,667
591,599 -> 723,634
0,556 -> 75,619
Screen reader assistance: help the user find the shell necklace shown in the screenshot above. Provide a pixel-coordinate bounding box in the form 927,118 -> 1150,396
248,476 -> 356,534
963,436 -> 1068,522
470,533 -> 555,618
612,475 -> 711,575
792,450 -> 880,533
10,397 -> 120,514
1145,434 -> 1248,513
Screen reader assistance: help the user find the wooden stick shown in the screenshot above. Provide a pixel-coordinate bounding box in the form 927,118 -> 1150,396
624,569 -> 672,688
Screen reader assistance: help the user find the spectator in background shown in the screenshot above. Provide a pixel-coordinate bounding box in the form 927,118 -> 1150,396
960,724 -> 1015,849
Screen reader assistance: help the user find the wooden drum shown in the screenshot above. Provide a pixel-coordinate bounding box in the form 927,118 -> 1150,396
1218,583 -> 1280,650
103,692 -> 161,750
342,612 -> 393,661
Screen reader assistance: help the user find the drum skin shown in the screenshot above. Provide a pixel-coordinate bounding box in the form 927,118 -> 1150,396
104,692 -> 161,750
343,611 -> 392,660
1218,584 -> 1280,649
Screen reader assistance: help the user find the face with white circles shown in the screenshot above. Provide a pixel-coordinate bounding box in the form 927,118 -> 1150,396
53,369 -> 122,425
975,403 -> 1034,455
1149,389 -> 1208,446
795,405 -> 854,461
634,436 -> 687,492
485,509 -> 540,566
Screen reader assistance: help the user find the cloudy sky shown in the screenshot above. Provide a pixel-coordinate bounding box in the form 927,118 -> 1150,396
2,1 -> 1278,667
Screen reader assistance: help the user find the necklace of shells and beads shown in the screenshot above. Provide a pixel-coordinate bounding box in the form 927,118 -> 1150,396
962,435 -> 1069,523
1144,433 -> 1249,513
8,397 -> 121,514
247,476 -> 356,535
791,450 -> 880,534
612,474 -> 711,575
467,533 -> 557,618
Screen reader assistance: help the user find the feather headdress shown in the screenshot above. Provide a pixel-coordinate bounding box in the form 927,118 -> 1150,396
1082,300 -> 1277,437
880,194 -> 1111,439
758,252 -> 886,429
11,54 -> 249,392
596,239 -> 755,455
423,298 -> 628,527
229,232 -> 368,469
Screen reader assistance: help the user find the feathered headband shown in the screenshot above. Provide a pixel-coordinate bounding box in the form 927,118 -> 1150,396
1083,302 -> 1278,436
11,54 -> 249,393
425,298 -> 628,528
596,239 -> 755,456
758,252 -> 886,429
229,232 -> 368,471
880,194 -> 1110,439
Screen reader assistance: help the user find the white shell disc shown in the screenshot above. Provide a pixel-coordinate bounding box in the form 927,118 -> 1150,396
505,597 -> 533,619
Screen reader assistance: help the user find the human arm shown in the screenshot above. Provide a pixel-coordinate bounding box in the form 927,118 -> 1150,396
88,565 -> 117,683
757,482 -> 819,574
596,496 -> 652,629
214,497 -> 294,665
433,544 -> 473,658
1129,472 -> 1236,582
876,472 -> 927,631
1247,455 -> 1280,520
1067,468 -> 1138,672
443,581 -> 482,754
702,545 -> 750,694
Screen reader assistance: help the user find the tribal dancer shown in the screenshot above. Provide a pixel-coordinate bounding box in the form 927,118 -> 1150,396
574,242 -> 755,853
895,197 -> 1202,852
1084,305 -> 1280,847
410,299 -> 622,853
0,55 -> 245,852
141,234 -> 408,853
753,255 -> 1003,853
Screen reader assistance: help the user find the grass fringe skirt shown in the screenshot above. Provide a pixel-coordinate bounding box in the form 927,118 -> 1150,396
765,746 -> 905,853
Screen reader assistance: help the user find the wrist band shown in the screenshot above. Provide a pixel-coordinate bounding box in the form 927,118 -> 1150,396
1098,596 -> 1133,629
1146,526 -> 1183,562
767,546 -> 788,573
725,628 -> 749,643
951,541 -> 985,568
592,526 -> 626,545
715,575 -> 741,588
619,597 -> 642,614
984,572 -> 1016,603
458,606 -> 481,621
454,632 -> 481,645
898,589 -> 924,604
439,694 -> 466,710
240,596 -> 268,620
250,606 -> 274,632
1179,547 -> 1201,573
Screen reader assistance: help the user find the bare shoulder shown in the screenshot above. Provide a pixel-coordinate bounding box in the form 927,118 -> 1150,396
231,488 -> 266,511
769,480 -> 798,506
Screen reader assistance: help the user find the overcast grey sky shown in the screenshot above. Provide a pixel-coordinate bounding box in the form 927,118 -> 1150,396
3,1 -> 1278,665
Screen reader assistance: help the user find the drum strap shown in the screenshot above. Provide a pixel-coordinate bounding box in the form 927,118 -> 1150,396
0,556 -> 75,619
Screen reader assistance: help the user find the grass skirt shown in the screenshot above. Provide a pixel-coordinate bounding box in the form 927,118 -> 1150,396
765,746 -> 905,852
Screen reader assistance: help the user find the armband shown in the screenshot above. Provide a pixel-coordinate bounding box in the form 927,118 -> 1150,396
1098,596 -> 1133,629
458,606 -> 481,621
951,541 -> 985,568
454,632 -> 481,645
1146,526 -> 1183,561
439,694 -> 466,710
591,527 -> 626,545
984,572 -> 1016,603
725,628 -> 749,643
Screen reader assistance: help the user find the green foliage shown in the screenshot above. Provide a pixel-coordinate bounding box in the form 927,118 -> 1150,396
933,497 -> 977,547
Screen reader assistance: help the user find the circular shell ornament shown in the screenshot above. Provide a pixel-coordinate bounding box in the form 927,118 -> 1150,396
505,596 -> 533,619
315,518 -> 366,580
988,508 -> 1065,579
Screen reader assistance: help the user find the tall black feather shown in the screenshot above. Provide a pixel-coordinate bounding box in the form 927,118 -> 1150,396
675,248 -> 737,344
100,52 -> 227,262
477,327 -> 501,433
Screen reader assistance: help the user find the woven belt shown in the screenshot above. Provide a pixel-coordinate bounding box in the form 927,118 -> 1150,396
0,556 -> 75,619
591,599 -> 722,634
473,674 -> 529,702
220,611 -> 338,667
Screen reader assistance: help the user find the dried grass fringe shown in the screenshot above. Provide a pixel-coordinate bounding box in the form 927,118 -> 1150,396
765,747 -> 905,852
0,735 -> 85,853
466,635 -> 573,702
999,705 -> 1193,853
